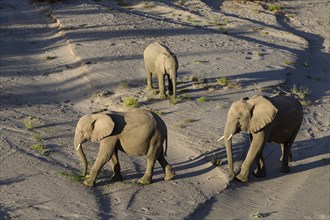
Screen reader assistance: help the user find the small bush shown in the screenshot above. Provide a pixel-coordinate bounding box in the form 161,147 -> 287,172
123,97 -> 139,108
212,158 -> 222,166
23,116 -> 38,131
32,132 -> 44,142
217,77 -> 229,86
197,96 -> 207,103
291,85 -> 310,99
31,144 -> 46,154
268,4 -> 282,12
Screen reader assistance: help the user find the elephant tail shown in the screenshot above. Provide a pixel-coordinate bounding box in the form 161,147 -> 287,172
164,134 -> 168,156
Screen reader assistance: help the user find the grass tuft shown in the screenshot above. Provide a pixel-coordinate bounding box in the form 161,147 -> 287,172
217,77 -> 229,86
31,144 -> 46,154
291,85 -> 310,99
197,96 -> 207,103
119,80 -> 129,89
23,116 -> 38,131
212,157 -> 222,166
59,171 -> 87,182
32,132 -> 44,142
123,97 -> 139,108
168,96 -> 180,105
251,212 -> 265,218
45,56 -> 58,60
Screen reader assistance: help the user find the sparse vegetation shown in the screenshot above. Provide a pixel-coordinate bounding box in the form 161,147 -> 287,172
284,60 -> 296,65
197,96 -> 207,103
143,2 -> 155,9
155,110 -> 165,116
123,97 -> 139,108
217,77 -> 229,86
168,96 -> 180,105
178,0 -> 186,6
182,118 -> 194,123
23,116 -> 38,131
217,27 -> 228,34
194,60 -> 209,64
151,89 -> 159,95
119,80 -> 129,89
291,85 -> 310,99
31,144 -> 46,154
59,171 -> 87,182
45,56 -> 58,61
268,4 -> 282,12
212,157 -> 222,166
251,212 -> 265,218
32,132 -> 44,142
190,76 -> 199,82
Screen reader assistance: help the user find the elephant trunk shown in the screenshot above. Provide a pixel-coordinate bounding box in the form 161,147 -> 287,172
74,136 -> 87,176
172,76 -> 177,98
223,118 -> 237,176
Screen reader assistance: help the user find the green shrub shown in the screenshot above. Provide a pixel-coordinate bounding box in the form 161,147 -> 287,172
23,116 -> 38,131
197,96 -> 207,103
123,97 -> 139,108
31,144 -> 46,154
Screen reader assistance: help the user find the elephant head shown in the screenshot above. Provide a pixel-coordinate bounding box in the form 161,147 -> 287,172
74,113 -> 115,176
219,95 -> 278,175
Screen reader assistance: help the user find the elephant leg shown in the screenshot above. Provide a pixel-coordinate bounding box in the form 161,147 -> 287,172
138,154 -> 156,185
84,139 -> 115,187
157,152 -> 175,181
280,143 -> 292,162
167,74 -> 173,95
158,74 -> 166,98
110,149 -> 123,182
280,143 -> 291,173
253,147 -> 266,178
138,142 -> 159,184
236,133 -> 266,182
147,71 -> 153,90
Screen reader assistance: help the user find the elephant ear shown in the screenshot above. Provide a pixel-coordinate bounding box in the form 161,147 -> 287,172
91,114 -> 115,142
248,95 -> 278,133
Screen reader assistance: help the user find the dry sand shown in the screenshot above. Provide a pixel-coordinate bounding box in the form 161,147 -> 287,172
0,0 -> 329,219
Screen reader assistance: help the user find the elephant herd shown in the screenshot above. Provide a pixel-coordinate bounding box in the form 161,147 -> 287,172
74,42 -> 303,187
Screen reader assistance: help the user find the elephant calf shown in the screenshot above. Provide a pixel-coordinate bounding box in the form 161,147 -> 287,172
74,109 -> 175,187
219,93 -> 303,182
144,42 -> 178,98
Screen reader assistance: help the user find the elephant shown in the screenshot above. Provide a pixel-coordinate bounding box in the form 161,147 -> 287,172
219,93 -> 303,182
74,109 -> 175,187
144,42 -> 178,98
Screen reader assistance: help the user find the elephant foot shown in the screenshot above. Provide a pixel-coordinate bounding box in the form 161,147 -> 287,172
111,173 -> 124,182
164,165 -> 175,181
235,173 -> 248,183
253,169 -> 266,178
138,176 -> 152,185
83,178 -> 95,187
159,94 -> 166,99
280,166 -> 291,173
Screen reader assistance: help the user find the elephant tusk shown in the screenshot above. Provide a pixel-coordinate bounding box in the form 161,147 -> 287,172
76,143 -> 81,151
226,134 -> 233,141
217,136 -> 225,141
